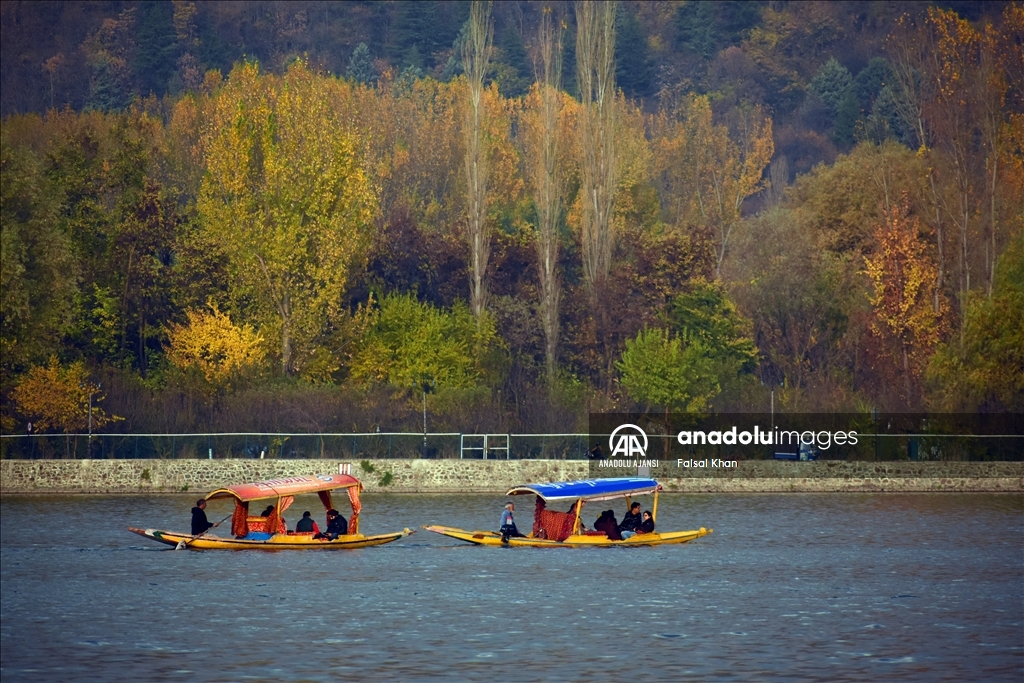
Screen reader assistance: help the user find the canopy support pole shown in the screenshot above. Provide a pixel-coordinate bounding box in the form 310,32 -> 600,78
652,489 -> 659,523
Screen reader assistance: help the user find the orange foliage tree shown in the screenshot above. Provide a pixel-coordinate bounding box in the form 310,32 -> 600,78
11,356 -> 118,433
864,196 -> 946,404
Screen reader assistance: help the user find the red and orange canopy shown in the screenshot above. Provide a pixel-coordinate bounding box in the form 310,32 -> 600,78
206,474 -> 362,503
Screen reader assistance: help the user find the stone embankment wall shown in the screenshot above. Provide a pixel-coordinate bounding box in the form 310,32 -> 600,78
1,459 -> 1021,494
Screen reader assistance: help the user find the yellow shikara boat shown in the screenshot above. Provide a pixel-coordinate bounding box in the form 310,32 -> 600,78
423,477 -> 712,548
129,473 -> 413,550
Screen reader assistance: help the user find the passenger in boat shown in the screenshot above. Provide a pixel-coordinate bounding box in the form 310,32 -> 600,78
191,499 -> 218,535
593,510 -> 622,541
619,502 -> 643,539
295,511 -> 320,534
499,502 -> 525,542
318,509 -> 348,540
568,500 -> 588,532
260,505 -> 275,517
638,510 -> 655,534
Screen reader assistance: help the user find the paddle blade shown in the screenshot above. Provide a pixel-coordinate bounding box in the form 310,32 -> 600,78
175,540 -> 186,550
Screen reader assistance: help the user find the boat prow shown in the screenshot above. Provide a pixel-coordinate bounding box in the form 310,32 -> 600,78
128,526 -> 414,550
421,525 -> 503,545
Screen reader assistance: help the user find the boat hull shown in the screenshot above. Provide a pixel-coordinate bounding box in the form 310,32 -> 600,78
127,526 -> 413,550
421,525 -> 712,547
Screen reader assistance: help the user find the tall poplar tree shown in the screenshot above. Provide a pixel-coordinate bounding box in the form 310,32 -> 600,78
463,0 -> 494,324
524,7 -> 566,389
576,0 -> 618,297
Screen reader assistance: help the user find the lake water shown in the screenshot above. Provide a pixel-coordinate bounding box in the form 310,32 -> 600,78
1,493 -> 1021,682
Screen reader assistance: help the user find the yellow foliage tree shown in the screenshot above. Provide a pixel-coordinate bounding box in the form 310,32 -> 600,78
11,356 -> 117,433
651,95 -> 773,278
864,196 -> 946,403
166,303 -> 265,385
198,60 -> 377,376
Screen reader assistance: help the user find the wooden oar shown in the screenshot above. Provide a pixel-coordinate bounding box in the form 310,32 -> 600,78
175,513 -> 233,550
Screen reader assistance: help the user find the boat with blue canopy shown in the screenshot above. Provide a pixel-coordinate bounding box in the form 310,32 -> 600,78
423,477 -> 712,547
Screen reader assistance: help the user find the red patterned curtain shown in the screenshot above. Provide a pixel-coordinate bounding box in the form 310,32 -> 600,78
264,497 -> 289,534
532,497 -> 578,542
347,485 -> 362,534
231,500 -> 249,537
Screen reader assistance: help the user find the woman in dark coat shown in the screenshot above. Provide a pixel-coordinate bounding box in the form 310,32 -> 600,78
593,510 -> 623,541
638,510 -> 655,534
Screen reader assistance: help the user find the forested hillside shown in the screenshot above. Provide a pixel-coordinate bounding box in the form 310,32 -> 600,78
2,1 -> 1021,436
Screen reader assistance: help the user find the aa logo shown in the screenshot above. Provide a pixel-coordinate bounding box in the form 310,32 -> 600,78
609,424 -> 648,458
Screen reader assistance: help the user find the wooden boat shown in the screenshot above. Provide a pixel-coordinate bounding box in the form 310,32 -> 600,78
423,477 -> 712,548
128,473 -> 413,550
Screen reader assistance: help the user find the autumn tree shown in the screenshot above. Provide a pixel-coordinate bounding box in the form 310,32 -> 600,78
521,7 -> 567,389
198,61 -> 377,376
888,7 -> 1018,321
928,7 -> 983,318
11,356 -> 117,434
576,0 -> 618,294
650,95 -> 772,278
463,1 -> 494,324
864,196 -> 946,404
166,302 -> 265,388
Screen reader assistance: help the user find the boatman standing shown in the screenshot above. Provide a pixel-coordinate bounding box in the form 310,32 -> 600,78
191,499 -> 219,535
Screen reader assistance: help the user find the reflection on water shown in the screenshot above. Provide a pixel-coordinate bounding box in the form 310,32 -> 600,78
1,493 -> 1021,682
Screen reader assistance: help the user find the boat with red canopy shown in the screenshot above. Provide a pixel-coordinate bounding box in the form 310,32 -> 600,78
128,473 -> 413,549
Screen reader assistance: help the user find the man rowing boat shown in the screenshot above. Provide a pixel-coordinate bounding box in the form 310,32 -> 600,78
190,499 -> 220,535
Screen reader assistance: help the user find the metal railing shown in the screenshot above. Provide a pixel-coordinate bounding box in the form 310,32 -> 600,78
0,431 -> 1019,460
0,432 -> 592,460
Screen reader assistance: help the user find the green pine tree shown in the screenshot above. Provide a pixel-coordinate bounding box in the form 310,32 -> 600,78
347,43 -> 375,84
616,6 -> 653,100
134,1 -> 177,97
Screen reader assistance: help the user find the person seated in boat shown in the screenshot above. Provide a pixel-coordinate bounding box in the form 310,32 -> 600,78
593,509 -> 622,541
499,502 -> 525,542
260,505 -> 275,517
638,510 -> 655,534
191,499 -> 218,535
619,502 -> 643,539
294,511 -> 320,534
316,509 -> 348,540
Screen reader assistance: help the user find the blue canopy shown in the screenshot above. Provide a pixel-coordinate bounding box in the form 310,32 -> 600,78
505,478 -> 659,503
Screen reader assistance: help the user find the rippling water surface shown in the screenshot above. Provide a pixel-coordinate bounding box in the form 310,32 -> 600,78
1,493 -> 1021,682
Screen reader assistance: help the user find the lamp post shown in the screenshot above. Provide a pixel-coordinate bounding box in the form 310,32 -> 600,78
417,377 -> 435,458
